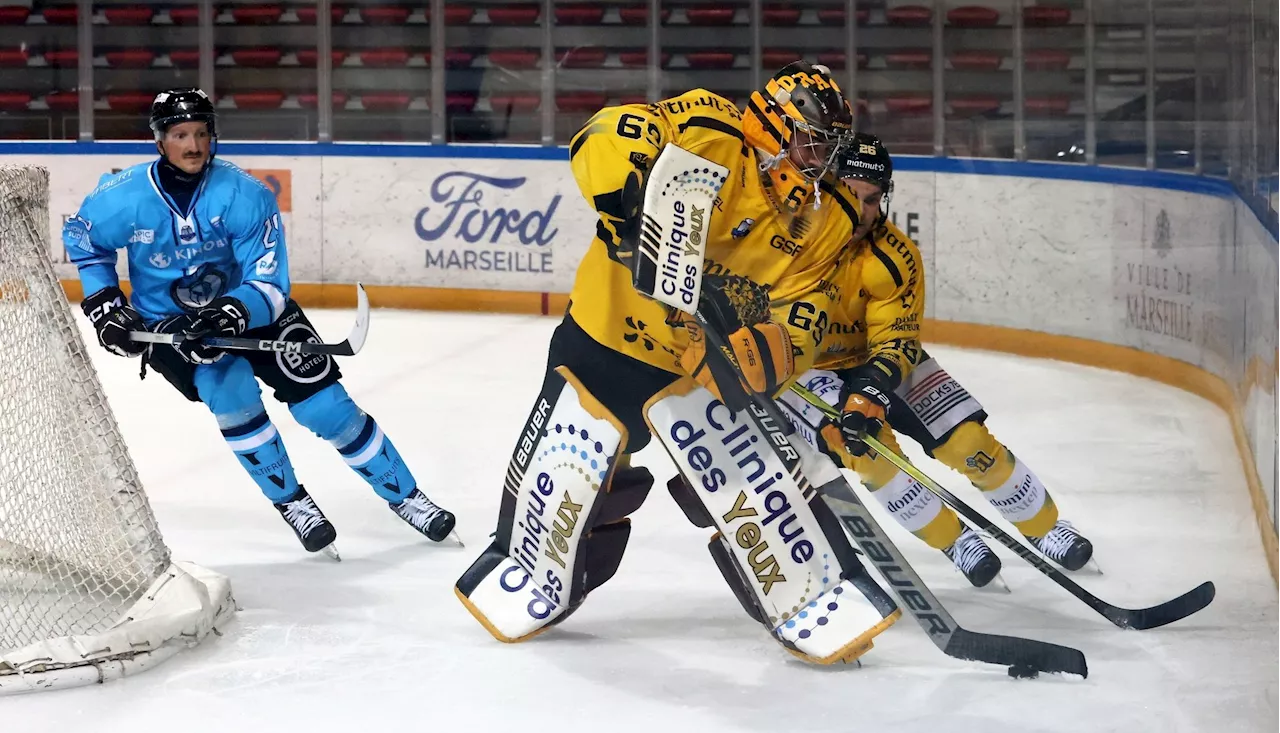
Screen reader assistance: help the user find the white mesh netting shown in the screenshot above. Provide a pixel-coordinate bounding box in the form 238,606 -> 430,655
0,166 -> 234,694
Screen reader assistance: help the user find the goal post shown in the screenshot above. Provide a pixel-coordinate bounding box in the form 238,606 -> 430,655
0,166 -> 235,694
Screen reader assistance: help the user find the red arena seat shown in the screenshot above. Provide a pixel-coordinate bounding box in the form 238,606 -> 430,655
947,6 -> 1000,27
886,5 -> 931,26
1024,5 -> 1071,26
233,91 -> 286,110
169,6 -> 200,25
104,6 -> 154,24
297,49 -> 349,66
45,91 -> 79,111
359,5 -> 411,24
556,47 -> 606,68
488,5 -> 539,25
762,49 -> 803,68
885,94 -> 932,116
230,5 -> 284,25
107,91 -> 154,113
949,50 -> 1003,71
0,47 -> 27,66
446,92 -> 477,112
1025,96 -> 1071,115
686,51 -> 735,69
106,49 -> 156,68
169,48 -> 201,67
44,49 -> 78,68
816,7 -> 869,25
762,5 -> 800,26
298,91 -> 350,108
1024,49 -> 1071,70
617,94 -> 649,106
949,95 -> 1003,115
490,92 -> 540,113
619,49 -> 670,68
488,48 -> 539,69
619,6 -> 670,25
423,49 -> 475,68
686,7 -> 735,25
296,5 -> 346,23
444,5 -> 475,23
231,48 -> 283,67
41,5 -> 77,24
555,4 -> 603,25
0,91 -> 31,110
557,92 -> 607,112
359,48 -> 411,67
816,50 -> 869,70
884,50 -> 931,70
361,92 -> 412,111
0,6 -> 30,24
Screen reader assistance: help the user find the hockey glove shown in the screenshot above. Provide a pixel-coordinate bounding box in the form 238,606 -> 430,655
167,296 -> 250,365
82,286 -> 147,358
678,275 -> 794,407
837,367 -> 894,457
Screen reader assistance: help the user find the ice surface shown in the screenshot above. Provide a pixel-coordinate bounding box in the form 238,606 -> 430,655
7,310 -> 1276,732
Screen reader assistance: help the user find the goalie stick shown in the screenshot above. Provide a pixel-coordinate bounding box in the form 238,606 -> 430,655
789,382 -> 1217,631
129,283 -> 371,357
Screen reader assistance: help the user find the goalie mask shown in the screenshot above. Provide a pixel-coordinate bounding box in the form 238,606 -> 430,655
744,61 -> 853,223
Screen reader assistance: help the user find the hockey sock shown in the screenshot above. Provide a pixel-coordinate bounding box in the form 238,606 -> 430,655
932,422 -> 1059,538
851,428 -> 963,550
220,410 -> 299,503
289,384 -> 418,503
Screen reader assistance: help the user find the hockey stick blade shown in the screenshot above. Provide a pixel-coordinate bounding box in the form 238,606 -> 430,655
789,383 -> 1217,631
821,479 -> 1088,678
129,283 -> 371,357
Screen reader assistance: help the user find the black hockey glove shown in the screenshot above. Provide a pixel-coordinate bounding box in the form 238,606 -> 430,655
81,286 -> 147,358
837,367 -> 894,457
167,296 -> 250,365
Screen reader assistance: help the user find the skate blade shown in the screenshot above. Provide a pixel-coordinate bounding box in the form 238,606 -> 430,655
322,543 -> 342,562
985,573 -> 1012,594
449,530 -> 465,548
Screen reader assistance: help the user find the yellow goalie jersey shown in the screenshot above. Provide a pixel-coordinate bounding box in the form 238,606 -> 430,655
815,220 -> 925,389
566,89 -> 863,381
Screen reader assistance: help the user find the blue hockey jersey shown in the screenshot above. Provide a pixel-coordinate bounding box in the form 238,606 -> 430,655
63,158 -> 290,329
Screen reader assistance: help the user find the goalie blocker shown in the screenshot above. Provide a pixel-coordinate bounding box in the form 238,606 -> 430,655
646,380 -> 900,664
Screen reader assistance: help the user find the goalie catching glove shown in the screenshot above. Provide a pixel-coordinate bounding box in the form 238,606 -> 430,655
677,275 -> 794,407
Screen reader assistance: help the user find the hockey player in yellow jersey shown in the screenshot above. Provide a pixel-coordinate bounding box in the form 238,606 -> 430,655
778,135 -> 1095,588
455,63 -> 904,664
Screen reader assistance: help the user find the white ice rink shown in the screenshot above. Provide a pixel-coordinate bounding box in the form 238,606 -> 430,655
10,309 -> 1278,732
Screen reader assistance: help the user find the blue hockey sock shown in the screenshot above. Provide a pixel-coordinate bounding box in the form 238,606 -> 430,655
220,411 -> 299,504
337,414 -> 417,504
289,384 -> 418,504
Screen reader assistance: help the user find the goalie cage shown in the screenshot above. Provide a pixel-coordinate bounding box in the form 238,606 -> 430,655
0,166 -> 236,694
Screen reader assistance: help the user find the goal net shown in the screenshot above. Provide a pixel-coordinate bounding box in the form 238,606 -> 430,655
0,166 -> 235,694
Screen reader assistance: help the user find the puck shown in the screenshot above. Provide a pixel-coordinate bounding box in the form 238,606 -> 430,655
1007,664 -> 1040,679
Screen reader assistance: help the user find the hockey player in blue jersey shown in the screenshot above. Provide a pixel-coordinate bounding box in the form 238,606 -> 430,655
63,88 -> 456,556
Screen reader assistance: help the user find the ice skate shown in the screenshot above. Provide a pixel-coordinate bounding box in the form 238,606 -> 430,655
391,488 -> 458,543
1028,520 -> 1093,571
943,527 -> 1002,588
274,485 -> 339,559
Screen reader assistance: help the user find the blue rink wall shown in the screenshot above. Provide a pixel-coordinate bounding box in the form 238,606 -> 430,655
2,140 -> 1275,579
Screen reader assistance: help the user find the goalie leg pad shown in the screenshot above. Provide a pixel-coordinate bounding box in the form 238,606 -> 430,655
667,474 -> 715,528
455,366 -> 628,643
646,379 -> 899,664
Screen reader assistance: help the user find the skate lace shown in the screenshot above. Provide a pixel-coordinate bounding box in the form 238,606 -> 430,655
283,495 -> 327,538
1035,521 -> 1080,560
398,493 -> 443,530
948,530 -> 991,574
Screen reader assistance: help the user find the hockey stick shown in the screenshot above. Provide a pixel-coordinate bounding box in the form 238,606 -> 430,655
789,382 -> 1216,630
129,283 -> 371,357
817,475 -> 1088,678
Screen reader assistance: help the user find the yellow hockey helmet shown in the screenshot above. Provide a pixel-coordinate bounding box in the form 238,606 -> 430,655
744,61 -> 854,220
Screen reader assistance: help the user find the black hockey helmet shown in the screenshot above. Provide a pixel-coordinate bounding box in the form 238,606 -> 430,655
837,133 -> 894,227
149,88 -> 217,140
